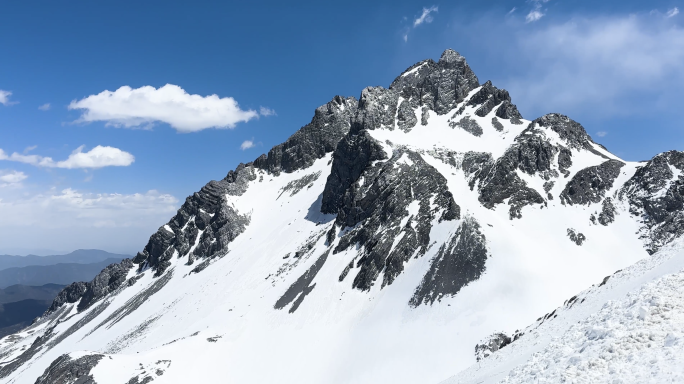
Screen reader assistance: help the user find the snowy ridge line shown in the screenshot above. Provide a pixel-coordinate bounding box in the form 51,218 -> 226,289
442,238 -> 684,384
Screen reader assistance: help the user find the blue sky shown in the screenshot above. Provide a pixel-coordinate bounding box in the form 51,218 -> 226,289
0,0 -> 682,254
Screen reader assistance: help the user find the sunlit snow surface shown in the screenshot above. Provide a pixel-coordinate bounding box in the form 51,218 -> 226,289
0,94 -> 661,384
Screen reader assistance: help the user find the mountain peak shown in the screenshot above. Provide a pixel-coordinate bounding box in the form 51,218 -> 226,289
439,48 -> 465,63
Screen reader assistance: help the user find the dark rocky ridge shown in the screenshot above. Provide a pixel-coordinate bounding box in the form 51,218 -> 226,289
619,151 -> 684,254
329,149 -> 460,291
465,114 -> 608,219
560,160 -> 625,205
34,354 -> 103,384
410,217 -> 488,306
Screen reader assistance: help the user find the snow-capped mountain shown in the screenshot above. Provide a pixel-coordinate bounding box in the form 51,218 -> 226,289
2,49 -> 684,384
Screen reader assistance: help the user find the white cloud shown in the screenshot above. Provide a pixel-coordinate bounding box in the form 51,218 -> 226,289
525,0 -> 549,23
259,106 -> 277,116
0,90 -> 12,106
504,14 -> 684,116
508,7 -> 517,15
0,170 -> 27,187
38,103 -> 51,111
526,10 -> 544,23
667,7 -> 679,18
68,84 -> 258,133
0,188 -> 179,254
0,145 -> 135,169
596,131 -> 608,137
414,6 -> 438,27
240,140 -> 255,150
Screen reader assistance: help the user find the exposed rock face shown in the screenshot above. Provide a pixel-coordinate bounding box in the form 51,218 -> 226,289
465,114 -> 609,219
560,160 -> 625,205
567,229 -> 586,246
598,197 -> 616,226
35,354 -> 103,384
620,151 -> 684,254
253,95 -> 358,175
320,131 -> 388,214
475,333 -> 512,362
410,217 -> 488,306
466,80 -> 523,120
389,50 -> 481,116
329,148 -> 460,291
450,116 -> 483,136
48,259 -> 134,313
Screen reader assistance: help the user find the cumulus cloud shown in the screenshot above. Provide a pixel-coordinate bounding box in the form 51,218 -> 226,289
0,188 -> 179,253
667,7 -> 680,18
414,6 -> 438,27
0,90 -> 12,106
38,103 -> 50,111
259,106 -> 277,116
0,145 -> 135,169
68,84 -> 258,133
240,140 -> 255,150
0,170 -> 27,187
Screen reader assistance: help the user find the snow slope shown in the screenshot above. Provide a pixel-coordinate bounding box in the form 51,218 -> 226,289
1,49 -> 681,384
444,239 -> 684,384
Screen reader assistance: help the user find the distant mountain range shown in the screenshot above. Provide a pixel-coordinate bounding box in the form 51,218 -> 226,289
0,258 -> 126,289
0,249 -> 131,271
0,284 -> 66,339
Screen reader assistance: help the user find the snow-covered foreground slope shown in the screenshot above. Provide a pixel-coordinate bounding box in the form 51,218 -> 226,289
444,239 -> 684,384
1,49 -> 683,384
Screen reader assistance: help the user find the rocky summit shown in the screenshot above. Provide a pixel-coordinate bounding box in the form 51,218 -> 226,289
3,49 -> 684,384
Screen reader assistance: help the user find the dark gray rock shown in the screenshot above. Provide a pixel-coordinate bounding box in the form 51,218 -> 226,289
567,229 -> 586,245
47,259 -> 134,314
389,49 -> 480,116
491,117 -> 504,131
475,333 -> 511,362
253,95 -> 357,175
274,250 -> 330,313
467,80 -> 523,120
560,160 -> 625,205
320,130 -> 387,214
450,116 -> 483,136
35,353 -> 103,384
619,151 -> 684,254
410,217 -> 488,306
598,197 -> 616,226
327,149 -> 460,291
396,98 -> 417,132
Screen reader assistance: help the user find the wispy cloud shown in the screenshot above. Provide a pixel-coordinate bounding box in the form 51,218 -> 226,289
596,131 -> 608,137
508,7 -> 517,15
503,14 -> 684,117
38,103 -> 51,111
0,170 -> 27,187
667,7 -> 680,18
403,5 -> 438,42
240,139 -> 255,150
259,106 -> 276,116
414,6 -> 438,27
0,90 -> 13,106
0,145 -> 135,169
526,10 -> 544,23
526,0 -> 550,23
68,84 -> 258,133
